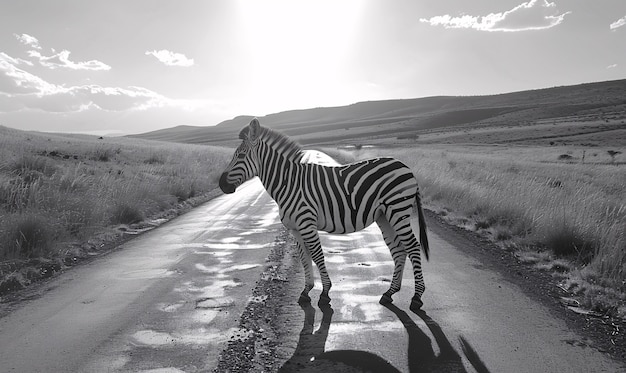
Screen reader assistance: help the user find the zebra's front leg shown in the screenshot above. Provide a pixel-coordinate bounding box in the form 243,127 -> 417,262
302,228 -> 332,306
293,232 -> 315,304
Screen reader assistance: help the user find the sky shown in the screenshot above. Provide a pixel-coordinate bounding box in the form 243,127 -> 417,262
0,0 -> 625,135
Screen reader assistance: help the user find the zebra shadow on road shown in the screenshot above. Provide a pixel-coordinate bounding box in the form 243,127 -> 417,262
278,303 -> 490,373
278,303 -> 401,373
383,304 -> 491,373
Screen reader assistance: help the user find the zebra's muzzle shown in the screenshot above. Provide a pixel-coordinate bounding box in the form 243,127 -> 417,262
219,172 -> 236,194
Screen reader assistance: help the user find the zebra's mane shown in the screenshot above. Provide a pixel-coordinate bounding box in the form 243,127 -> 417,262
239,125 -> 304,162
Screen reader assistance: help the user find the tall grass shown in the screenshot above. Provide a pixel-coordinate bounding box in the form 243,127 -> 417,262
0,126 -> 232,262
355,144 -> 625,316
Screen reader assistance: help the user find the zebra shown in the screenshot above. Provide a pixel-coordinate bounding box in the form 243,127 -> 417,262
219,118 -> 430,311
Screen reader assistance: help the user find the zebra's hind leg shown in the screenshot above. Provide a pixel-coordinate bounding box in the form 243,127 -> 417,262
406,242 -> 426,312
292,230 -> 314,304
376,216 -> 408,305
387,212 -> 426,311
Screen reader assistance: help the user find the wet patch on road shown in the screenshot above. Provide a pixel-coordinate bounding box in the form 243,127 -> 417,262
194,241 -> 274,251
196,297 -> 235,309
177,279 -> 242,298
139,368 -> 186,373
130,326 -> 251,348
117,268 -> 179,280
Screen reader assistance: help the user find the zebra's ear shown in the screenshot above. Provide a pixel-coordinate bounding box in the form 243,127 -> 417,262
248,118 -> 261,141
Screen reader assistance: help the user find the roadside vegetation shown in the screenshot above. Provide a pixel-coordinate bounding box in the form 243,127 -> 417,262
0,126 -> 232,293
350,144 -> 625,318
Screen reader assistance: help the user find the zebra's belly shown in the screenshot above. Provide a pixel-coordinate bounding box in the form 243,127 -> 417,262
280,204 -> 382,234
316,206 -> 381,234
319,222 -> 373,234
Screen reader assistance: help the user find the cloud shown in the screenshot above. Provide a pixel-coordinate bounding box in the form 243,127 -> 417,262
0,52 -> 197,114
19,85 -> 166,113
610,16 -> 626,30
14,33 -> 110,71
0,52 -> 33,67
14,33 -> 42,50
0,53 -> 57,95
145,49 -> 194,67
607,64 -> 618,69
420,0 -> 570,32
2,39 -> 212,134
28,50 -> 111,71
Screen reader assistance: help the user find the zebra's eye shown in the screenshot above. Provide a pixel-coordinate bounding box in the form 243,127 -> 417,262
237,153 -> 246,159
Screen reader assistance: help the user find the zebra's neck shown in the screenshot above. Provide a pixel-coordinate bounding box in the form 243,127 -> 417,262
256,145 -> 304,204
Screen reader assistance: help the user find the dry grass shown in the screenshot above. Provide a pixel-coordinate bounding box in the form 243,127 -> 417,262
351,144 -> 625,318
0,126 -> 232,267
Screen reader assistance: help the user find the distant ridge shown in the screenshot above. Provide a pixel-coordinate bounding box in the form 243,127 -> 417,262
215,115 -> 256,128
130,79 -> 626,146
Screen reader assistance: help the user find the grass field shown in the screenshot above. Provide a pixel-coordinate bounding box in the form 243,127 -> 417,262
2,113 -> 624,318
341,140 -> 625,317
0,126 -> 232,293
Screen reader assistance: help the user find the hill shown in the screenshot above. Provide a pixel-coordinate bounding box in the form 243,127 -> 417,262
130,79 -> 626,146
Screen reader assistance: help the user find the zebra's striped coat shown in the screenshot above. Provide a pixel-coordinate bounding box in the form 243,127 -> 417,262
220,119 -> 429,311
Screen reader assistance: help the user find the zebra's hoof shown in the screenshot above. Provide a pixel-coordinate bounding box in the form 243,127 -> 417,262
410,296 -> 424,312
298,293 -> 311,304
318,293 -> 331,306
379,294 -> 393,305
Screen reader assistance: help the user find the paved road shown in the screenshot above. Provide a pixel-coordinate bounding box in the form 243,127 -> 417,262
0,179 -> 280,372
0,151 -> 623,372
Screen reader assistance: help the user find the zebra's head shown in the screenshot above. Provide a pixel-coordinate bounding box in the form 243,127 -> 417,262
219,118 -> 262,194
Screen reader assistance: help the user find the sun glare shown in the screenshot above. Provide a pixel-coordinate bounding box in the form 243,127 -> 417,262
235,0 -> 364,113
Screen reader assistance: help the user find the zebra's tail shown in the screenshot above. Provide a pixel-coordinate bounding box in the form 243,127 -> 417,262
415,189 -> 430,261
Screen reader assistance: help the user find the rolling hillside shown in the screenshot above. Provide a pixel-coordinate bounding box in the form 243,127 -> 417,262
130,79 -> 626,146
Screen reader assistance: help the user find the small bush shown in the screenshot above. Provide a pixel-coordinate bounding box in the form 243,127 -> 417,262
1,213 -> 54,259
109,203 -> 144,225
541,220 -> 594,262
475,220 -> 492,230
607,150 -> 622,163
3,155 -> 55,176
144,153 -> 166,165
20,170 -> 44,184
170,181 -> 197,202
90,147 -> 114,162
